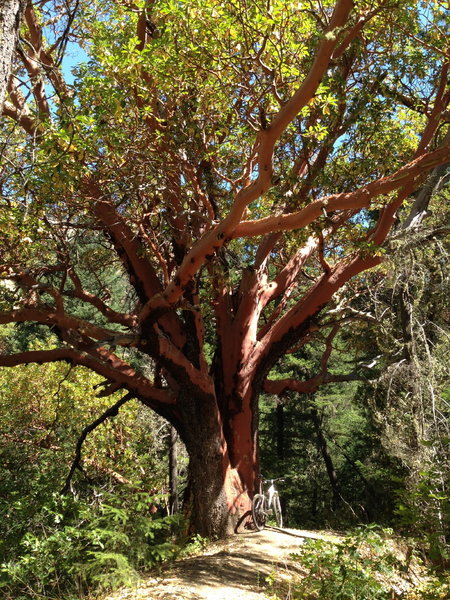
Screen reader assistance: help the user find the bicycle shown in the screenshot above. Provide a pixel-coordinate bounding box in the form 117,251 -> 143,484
251,477 -> 284,530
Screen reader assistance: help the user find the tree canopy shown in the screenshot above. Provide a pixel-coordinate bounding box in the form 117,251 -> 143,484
0,0 -> 449,537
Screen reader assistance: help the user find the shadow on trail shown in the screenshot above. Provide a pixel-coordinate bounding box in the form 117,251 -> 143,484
169,552 -> 275,587
162,531 -> 306,594
105,528 -> 341,599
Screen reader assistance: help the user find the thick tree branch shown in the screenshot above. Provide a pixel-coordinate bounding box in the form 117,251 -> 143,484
252,253 -> 382,382
264,372 -> 370,395
0,306 -> 119,342
93,197 -> 163,303
66,267 -> 137,328
371,60 -> 450,245
0,346 -> 176,404
2,72 -> 41,135
233,146 -> 450,239
256,224 -> 342,342
1,99 -> 37,134
22,2 -> 71,100
268,0 -> 354,141
16,40 -> 51,119
147,324 -> 213,397
139,0 -> 355,322
92,195 -> 188,349
332,0 -> 390,60
260,235 -> 319,308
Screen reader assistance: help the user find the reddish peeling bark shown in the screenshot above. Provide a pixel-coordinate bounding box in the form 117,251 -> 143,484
1,0 -> 449,539
232,147 -> 450,239
0,347 -> 175,405
185,436 -> 253,537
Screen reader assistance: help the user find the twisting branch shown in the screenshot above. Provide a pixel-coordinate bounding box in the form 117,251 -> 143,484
0,346 -> 176,405
92,195 -> 163,303
2,75 -> 40,135
332,0 -> 391,60
61,392 -> 135,494
264,369 -> 374,395
138,0 -> 355,322
233,146 -> 450,239
66,267 -> 137,328
370,60 -> 450,246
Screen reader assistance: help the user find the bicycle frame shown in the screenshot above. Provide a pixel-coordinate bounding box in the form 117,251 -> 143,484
257,477 -> 282,502
252,477 -> 284,530
266,480 -> 277,510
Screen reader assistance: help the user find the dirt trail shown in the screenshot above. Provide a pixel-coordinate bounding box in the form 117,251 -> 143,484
104,528 -> 339,600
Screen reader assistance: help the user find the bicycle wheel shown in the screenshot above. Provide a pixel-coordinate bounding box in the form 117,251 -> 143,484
251,494 -> 266,531
273,492 -> 283,528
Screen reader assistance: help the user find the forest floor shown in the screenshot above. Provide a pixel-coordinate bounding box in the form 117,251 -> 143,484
102,528 -> 339,600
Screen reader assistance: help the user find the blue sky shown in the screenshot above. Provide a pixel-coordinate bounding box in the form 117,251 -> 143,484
61,41 -> 89,86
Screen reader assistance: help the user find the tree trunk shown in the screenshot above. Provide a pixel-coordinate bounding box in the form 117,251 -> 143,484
276,403 -> 285,461
179,391 -> 256,538
186,442 -> 251,538
311,408 -> 342,510
168,425 -> 179,514
0,0 -> 25,111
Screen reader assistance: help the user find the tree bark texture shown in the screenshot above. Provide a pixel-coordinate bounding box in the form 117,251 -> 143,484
0,0 -> 449,540
0,0 -> 25,111
174,387 -> 257,537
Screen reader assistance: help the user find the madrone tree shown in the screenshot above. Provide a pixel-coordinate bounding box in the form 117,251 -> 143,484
0,0 -> 449,537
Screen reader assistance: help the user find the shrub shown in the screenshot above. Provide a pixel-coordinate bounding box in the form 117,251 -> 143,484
0,490 -> 185,600
267,526 -> 449,600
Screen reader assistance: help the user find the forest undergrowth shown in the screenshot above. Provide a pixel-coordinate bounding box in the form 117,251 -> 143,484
266,527 -> 450,600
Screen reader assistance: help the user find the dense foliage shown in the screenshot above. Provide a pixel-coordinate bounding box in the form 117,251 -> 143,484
0,0 -> 449,596
268,526 -> 450,600
0,358 -> 192,599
